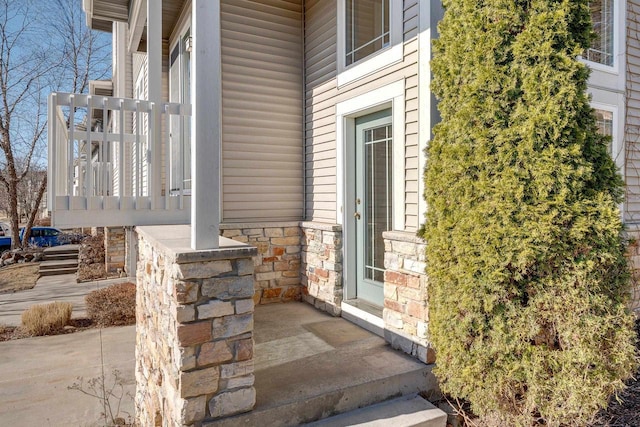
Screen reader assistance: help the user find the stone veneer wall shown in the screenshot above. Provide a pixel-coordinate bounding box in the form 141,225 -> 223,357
300,222 -> 343,316
625,227 -> 640,314
136,228 -> 257,426
220,222 -> 302,305
382,231 -> 435,364
104,226 -> 125,273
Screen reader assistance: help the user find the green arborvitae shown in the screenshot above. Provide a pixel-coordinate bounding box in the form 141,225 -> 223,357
425,0 -> 638,425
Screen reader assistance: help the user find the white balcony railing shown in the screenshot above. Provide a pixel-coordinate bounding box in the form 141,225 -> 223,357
47,92 -> 192,228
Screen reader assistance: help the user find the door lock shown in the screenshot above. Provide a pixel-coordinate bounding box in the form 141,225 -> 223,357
356,198 -> 361,205
354,212 -> 361,220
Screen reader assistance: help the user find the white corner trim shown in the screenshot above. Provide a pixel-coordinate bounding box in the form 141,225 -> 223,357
336,0 -> 404,87
335,79 -> 406,231
417,0 -> 431,227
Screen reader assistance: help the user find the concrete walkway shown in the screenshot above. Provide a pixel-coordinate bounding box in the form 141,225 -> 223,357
0,325 -> 136,426
0,274 -> 135,326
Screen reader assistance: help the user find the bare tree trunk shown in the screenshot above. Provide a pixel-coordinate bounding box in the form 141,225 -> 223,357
5,181 -> 20,249
21,175 -> 46,248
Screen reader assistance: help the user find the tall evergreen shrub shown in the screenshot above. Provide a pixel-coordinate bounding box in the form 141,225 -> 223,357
425,0 -> 638,425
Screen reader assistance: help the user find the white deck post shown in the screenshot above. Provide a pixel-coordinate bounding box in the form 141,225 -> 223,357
190,0 -> 221,249
148,0 -> 162,209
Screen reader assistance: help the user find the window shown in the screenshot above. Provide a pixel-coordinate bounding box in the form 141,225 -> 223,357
345,0 -> 390,66
594,108 -> 614,154
586,0 -> 614,66
169,30 -> 192,194
337,0 -> 401,86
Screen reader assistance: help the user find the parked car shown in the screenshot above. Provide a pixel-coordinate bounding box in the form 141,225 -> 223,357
0,222 -> 10,237
19,227 -> 63,247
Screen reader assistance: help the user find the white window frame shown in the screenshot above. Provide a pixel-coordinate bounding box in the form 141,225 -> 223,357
591,100 -> 622,170
581,0 -> 624,77
169,6 -> 193,196
336,0 -> 403,87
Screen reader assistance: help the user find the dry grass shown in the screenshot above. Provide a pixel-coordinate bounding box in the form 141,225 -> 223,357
0,263 -> 40,293
86,282 -> 136,327
21,301 -> 72,336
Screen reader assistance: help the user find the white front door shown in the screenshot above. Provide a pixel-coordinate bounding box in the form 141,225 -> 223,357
353,109 -> 393,306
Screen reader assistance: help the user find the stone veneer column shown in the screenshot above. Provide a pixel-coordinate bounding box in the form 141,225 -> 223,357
383,231 -> 435,363
104,226 -> 126,273
300,222 -> 343,316
220,222 -> 302,304
135,226 -> 258,426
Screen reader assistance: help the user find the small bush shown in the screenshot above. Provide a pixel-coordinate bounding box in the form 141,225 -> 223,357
21,302 -> 73,336
77,262 -> 107,282
86,282 -> 136,327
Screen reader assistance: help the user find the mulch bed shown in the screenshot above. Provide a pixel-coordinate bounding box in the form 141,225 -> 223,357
589,319 -> 640,427
0,318 -> 97,342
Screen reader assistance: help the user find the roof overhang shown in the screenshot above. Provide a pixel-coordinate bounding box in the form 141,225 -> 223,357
89,80 -> 114,120
82,0 -> 130,33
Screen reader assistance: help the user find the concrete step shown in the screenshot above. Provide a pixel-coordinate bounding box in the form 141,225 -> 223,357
43,252 -> 79,261
304,394 -> 447,427
39,267 -> 78,276
43,244 -> 80,256
210,303 -> 442,427
39,259 -> 78,271
39,259 -> 78,277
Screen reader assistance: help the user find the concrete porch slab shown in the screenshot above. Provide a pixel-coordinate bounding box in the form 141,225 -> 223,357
213,302 -> 440,426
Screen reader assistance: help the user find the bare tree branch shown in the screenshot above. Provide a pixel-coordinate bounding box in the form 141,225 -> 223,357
0,0 -> 110,248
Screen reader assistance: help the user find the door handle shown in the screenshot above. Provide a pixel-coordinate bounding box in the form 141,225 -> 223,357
354,212 -> 361,220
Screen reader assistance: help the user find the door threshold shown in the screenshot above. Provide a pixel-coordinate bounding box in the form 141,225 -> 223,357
341,299 -> 384,337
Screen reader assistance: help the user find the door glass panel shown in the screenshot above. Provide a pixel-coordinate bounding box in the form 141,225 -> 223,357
364,123 -> 392,283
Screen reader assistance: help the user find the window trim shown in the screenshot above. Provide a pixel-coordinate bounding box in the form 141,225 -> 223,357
336,0 -> 403,87
336,80 -> 406,302
591,101 -> 621,168
336,79 -> 405,230
581,0 -> 622,74
169,12 -> 193,196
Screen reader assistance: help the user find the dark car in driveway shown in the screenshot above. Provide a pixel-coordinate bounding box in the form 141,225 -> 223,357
19,227 -> 64,247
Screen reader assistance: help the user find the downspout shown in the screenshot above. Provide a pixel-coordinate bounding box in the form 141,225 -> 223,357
301,0 -> 307,222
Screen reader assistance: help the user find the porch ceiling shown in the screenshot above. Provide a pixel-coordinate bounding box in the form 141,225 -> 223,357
84,0 -> 186,41
136,0 -> 186,51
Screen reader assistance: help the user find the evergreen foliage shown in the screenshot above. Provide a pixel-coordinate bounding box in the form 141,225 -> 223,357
425,0 -> 638,425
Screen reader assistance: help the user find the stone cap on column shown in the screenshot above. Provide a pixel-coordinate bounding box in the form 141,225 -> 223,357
136,224 -> 257,264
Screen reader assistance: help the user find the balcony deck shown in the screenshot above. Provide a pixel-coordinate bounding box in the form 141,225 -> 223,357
48,92 -> 191,228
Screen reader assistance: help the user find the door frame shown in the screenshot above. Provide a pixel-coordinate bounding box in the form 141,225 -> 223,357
336,80 -> 406,307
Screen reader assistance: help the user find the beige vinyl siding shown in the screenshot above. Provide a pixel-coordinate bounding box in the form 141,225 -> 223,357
221,0 -> 304,221
403,0 -> 419,41
627,1 -> 640,223
404,61 -> 420,231
304,0 -> 421,231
